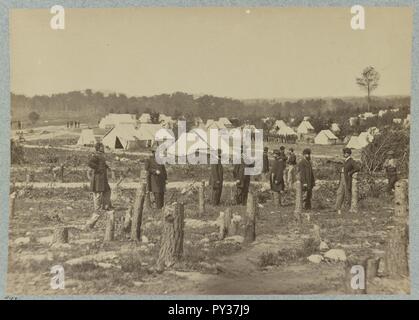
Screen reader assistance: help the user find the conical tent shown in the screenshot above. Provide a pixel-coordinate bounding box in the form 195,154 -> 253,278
102,124 -> 142,150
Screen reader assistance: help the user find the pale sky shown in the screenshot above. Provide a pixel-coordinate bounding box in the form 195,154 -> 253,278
10,7 -> 413,99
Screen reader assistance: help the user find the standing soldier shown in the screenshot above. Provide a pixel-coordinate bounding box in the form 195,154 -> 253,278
297,148 -> 315,210
287,148 -> 297,188
383,150 -> 398,194
262,146 -> 270,181
233,148 -> 252,205
335,148 -> 360,215
270,149 -> 286,205
145,148 -> 167,209
85,142 -> 112,229
209,149 -> 224,205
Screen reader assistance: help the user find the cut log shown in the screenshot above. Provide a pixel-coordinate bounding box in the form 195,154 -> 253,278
9,192 -> 16,218
244,193 -> 256,243
104,211 -> 115,241
51,226 -> 69,245
157,202 -> 185,269
350,172 -> 359,213
198,180 -> 205,217
131,183 -> 146,242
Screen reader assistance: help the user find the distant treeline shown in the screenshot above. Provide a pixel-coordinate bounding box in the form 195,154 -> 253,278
11,90 -> 410,131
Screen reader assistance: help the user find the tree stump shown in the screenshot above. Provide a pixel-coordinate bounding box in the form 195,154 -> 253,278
131,183 -> 146,242
218,209 -> 232,240
123,206 -> 132,232
9,192 -> 16,218
294,176 -> 302,223
350,172 -> 359,213
157,202 -> 185,269
230,214 -> 242,236
244,193 -> 256,243
104,211 -> 115,241
394,179 -> 408,222
198,180 -> 205,217
384,223 -> 409,278
111,177 -> 124,203
51,226 -> 69,245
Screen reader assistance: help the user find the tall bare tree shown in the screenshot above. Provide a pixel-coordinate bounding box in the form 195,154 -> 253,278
356,66 -> 380,112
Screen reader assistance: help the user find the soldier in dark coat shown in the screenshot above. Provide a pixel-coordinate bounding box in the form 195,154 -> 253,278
145,148 -> 167,209
233,149 -> 253,205
383,150 -> 398,193
85,142 -> 111,229
297,148 -> 315,210
209,149 -> 224,205
262,147 -> 270,174
335,148 -> 360,214
270,149 -> 286,193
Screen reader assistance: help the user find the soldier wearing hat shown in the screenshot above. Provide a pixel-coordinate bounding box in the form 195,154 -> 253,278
209,149 -> 224,205
145,147 -> 167,209
287,148 -> 297,187
85,142 -> 112,229
383,150 -> 398,193
297,148 -> 315,210
233,146 -> 253,205
335,147 -> 360,214
270,149 -> 286,204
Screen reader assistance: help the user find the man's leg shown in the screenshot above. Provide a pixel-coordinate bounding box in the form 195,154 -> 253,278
154,192 -> 164,209
335,176 -> 345,212
85,192 -> 103,230
305,188 -> 312,210
103,189 -> 112,210
235,187 -> 243,205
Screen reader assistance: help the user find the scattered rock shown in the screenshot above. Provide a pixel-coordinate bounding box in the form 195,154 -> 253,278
324,249 -> 347,262
51,243 -> 72,250
14,237 -> 31,245
319,241 -> 329,251
141,235 -> 149,243
224,235 -> 244,244
65,251 -> 118,266
307,254 -> 324,264
38,236 -> 53,244
199,238 -> 210,245
185,218 -> 218,229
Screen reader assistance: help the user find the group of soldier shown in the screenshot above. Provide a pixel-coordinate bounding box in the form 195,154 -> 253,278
84,141 -> 399,229
66,121 -> 80,129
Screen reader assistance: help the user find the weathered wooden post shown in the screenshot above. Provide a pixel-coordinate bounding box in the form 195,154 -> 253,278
218,208 -> 232,240
230,214 -> 241,236
144,191 -> 151,209
131,182 -> 146,242
51,226 -> 69,245
384,179 -> 409,278
350,172 -> 359,213
198,180 -> 205,217
9,192 -> 16,218
104,210 -> 115,241
294,172 -> 302,223
244,193 -> 256,243
157,202 -> 185,269
111,177 -> 124,203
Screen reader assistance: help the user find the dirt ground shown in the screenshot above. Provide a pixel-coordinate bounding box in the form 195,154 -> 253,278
6,143 -> 409,296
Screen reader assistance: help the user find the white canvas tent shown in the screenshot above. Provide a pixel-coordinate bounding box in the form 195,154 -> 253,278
99,114 -> 137,129
273,120 -> 287,130
102,124 -> 143,150
297,120 -> 315,134
331,123 -> 340,133
218,117 -> 233,127
138,113 -> 151,123
346,132 -> 373,150
314,130 -> 338,145
277,126 -> 297,137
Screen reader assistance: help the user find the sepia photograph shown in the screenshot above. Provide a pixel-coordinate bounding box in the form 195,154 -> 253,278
6,6 -> 413,296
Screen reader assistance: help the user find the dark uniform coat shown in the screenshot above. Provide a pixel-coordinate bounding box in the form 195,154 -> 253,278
270,158 -> 286,192
233,162 -> 252,205
209,163 -> 223,189
262,152 -> 270,174
88,152 -> 110,193
342,157 -> 360,192
288,153 -> 297,165
297,158 -> 315,189
145,157 -> 167,193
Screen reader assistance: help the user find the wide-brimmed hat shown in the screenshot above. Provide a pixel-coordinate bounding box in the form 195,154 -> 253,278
342,147 -> 352,155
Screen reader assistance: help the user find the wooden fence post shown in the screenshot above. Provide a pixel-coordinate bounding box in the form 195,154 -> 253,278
9,192 -> 16,218
60,164 -> 65,183
244,193 -> 256,243
198,180 -> 205,217
104,211 -> 115,241
350,172 -> 359,213
131,183 -> 146,242
384,179 -> 409,278
157,202 -> 185,269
